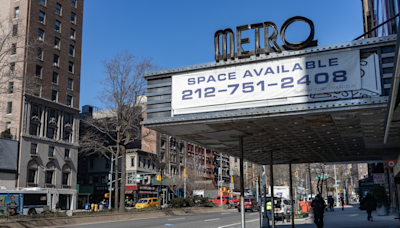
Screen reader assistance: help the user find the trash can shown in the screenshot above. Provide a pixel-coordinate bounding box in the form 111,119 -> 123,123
91,203 -> 94,210
94,204 -> 98,211
99,204 -> 104,211
85,203 -> 91,211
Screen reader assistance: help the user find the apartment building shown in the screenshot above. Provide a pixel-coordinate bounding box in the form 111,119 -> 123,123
358,163 -> 369,180
0,0 -> 83,210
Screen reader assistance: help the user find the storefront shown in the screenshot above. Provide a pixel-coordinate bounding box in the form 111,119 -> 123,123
125,185 -> 157,203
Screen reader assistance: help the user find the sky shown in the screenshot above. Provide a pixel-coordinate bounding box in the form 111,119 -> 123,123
80,0 -> 364,110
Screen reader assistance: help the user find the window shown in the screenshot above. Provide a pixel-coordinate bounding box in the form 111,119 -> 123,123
30,143 -> 37,155
53,55 -> 59,67
28,170 -> 36,183
53,72 -> 58,84
55,20 -> 61,32
235,157 -> 237,162
67,78 -> 73,89
51,90 -> 58,101
40,0 -> 46,6
65,114 -> 71,124
56,3 -> 62,15
62,173 -> 69,185
49,109 -> 56,121
11,43 -> 16,55
12,24 -> 18,36
69,45 -> 74,56
67,96 -> 72,106
68,62 -> 74,73
63,131 -> 70,141
8,82 -> 13,94
48,146 -> 54,157
148,159 -> 151,168
10,62 -> 15,74
139,157 -> 141,167
30,123 -> 38,135
64,149 -> 70,159
14,7 -> 19,19
105,160 -> 110,169
72,0 -> 77,8
54,37 -> 60,49
39,11 -> 45,23
70,28 -> 75,39
89,160 -> 93,169
36,65 -> 42,77
37,47 -> 43,60
47,127 -> 54,139
71,12 -> 76,23
38,29 -> 44,41
46,171 -> 53,184
131,157 -> 135,167
7,102 -> 12,114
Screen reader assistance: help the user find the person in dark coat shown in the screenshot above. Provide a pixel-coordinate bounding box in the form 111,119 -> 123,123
340,197 -> 344,210
311,194 -> 326,228
360,193 -> 377,221
328,196 -> 334,212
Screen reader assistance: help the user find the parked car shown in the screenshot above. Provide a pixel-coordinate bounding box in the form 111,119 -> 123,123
238,197 -> 260,212
134,197 -> 158,209
208,196 -> 239,208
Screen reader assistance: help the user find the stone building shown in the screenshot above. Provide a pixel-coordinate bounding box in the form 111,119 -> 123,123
0,0 -> 83,210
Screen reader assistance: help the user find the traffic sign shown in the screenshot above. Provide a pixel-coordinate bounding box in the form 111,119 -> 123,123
337,180 -> 341,182
333,184 -> 339,187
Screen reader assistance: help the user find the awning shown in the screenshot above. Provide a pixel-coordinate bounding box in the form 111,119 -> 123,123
139,191 -> 157,194
125,190 -> 133,194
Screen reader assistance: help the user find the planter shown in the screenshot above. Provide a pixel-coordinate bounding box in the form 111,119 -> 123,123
376,205 -> 389,216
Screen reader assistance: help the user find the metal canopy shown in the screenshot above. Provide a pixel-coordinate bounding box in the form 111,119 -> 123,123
142,36 -> 400,165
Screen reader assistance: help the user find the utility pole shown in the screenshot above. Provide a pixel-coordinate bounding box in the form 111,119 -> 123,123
108,154 -> 114,210
220,153 -> 223,207
184,157 -> 187,198
334,165 -> 339,207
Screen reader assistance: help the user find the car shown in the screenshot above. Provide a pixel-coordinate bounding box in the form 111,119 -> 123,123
134,197 -> 158,209
238,197 -> 260,212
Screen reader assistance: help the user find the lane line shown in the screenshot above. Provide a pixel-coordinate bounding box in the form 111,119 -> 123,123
168,217 -> 185,221
218,219 -> 259,228
204,218 -> 220,222
221,212 -> 231,215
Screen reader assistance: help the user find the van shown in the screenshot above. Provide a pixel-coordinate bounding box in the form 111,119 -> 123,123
134,197 -> 158,209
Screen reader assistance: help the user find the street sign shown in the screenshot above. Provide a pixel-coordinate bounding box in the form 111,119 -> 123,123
218,180 -> 224,184
316,175 -> 328,179
107,182 -> 110,186
333,184 -> 339,187
337,180 -> 341,182
132,177 -> 142,180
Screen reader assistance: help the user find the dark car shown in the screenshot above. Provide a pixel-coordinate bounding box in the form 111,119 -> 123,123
238,197 -> 260,212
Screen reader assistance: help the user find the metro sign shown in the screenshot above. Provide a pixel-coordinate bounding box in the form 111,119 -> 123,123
214,16 -> 317,61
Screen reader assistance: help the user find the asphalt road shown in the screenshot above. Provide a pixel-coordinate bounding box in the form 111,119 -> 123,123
56,209 -> 267,228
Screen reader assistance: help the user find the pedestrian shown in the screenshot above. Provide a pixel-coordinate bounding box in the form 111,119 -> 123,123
311,194 -> 325,228
340,197 -> 344,210
359,193 -> 377,221
328,196 -> 334,212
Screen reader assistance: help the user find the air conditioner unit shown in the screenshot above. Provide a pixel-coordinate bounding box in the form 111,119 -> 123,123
53,62 -> 58,67
70,35 -> 74,39
56,30 -> 60,33
9,70 -> 15,75
38,36 -> 43,41
54,45 -> 59,49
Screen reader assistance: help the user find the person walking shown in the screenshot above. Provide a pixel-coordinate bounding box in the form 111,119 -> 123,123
311,194 -> 326,228
360,193 -> 377,221
328,196 -> 334,212
340,196 -> 344,210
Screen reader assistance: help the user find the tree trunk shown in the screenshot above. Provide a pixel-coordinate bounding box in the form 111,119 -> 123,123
119,146 -> 127,213
114,151 -> 119,211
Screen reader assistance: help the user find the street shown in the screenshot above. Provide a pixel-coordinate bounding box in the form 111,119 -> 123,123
55,205 -> 400,228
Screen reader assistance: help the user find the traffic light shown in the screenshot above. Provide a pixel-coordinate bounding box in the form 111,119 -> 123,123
295,171 -> 298,178
184,169 -> 187,178
104,193 -> 110,198
157,175 -> 161,181
231,176 -> 234,183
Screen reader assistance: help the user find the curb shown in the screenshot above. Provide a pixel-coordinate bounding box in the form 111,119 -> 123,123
0,207 -> 223,228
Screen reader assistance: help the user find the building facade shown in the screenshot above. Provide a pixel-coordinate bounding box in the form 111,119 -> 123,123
0,0 -> 83,211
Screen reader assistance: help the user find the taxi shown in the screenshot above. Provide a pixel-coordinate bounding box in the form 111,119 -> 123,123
134,197 -> 158,209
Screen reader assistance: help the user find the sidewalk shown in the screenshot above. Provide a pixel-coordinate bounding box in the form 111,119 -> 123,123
274,204 -> 400,228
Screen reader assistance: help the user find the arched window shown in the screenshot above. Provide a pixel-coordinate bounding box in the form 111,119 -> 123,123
27,160 -> 38,185
45,162 -> 56,185
62,164 -> 71,186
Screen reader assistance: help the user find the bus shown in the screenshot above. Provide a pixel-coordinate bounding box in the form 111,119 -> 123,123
0,187 -> 77,215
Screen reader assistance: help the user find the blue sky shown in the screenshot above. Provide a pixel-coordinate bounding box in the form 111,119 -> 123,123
80,0 -> 364,110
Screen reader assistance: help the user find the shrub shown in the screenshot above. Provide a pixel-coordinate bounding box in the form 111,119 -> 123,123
168,197 -> 193,208
372,185 -> 390,208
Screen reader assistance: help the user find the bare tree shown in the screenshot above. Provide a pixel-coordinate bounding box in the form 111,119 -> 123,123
80,50 -> 157,212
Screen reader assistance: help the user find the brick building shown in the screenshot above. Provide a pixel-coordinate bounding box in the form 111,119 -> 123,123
0,0 -> 83,210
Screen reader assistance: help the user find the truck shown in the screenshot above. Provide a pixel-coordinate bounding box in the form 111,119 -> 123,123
208,195 -> 239,208
268,186 -> 290,199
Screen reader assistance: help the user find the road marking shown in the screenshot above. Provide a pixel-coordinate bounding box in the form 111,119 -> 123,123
168,218 -> 185,221
221,212 -> 231,215
218,219 -> 259,228
204,218 -> 220,222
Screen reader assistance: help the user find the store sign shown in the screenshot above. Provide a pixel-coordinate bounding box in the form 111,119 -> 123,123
172,50 -> 361,114
94,186 -> 108,191
373,173 -> 385,185
140,186 -> 155,191
215,16 -> 317,61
